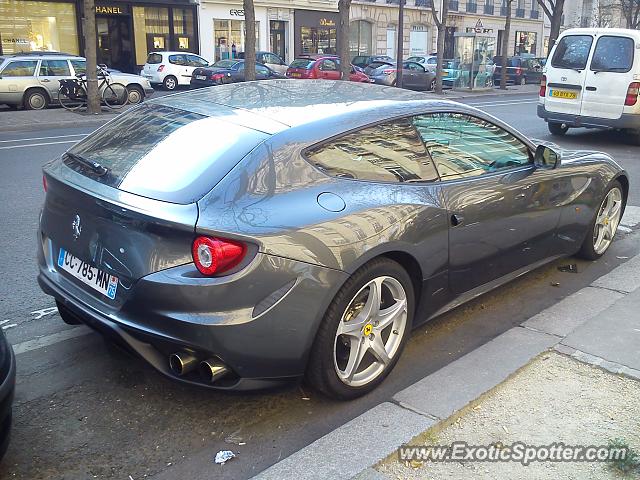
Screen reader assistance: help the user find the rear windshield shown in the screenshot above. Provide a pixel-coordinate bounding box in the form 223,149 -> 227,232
551,35 -> 593,70
407,56 -> 424,63
212,59 -> 237,69
290,59 -> 314,69
369,61 -> 393,70
146,53 -> 162,64
64,104 -> 267,204
590,35 -> 634,73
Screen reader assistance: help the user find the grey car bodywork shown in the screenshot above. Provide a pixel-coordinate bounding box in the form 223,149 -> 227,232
366,61 -> 436,91
37,80 -> 628,390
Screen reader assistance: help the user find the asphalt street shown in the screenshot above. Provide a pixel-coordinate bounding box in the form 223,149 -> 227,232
0,91 -> 638,480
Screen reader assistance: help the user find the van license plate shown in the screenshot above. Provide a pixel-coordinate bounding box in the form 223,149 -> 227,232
550,89 -> 577,99
57,248 -> 118,299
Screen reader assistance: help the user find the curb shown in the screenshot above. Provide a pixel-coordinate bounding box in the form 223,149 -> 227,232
254,245 -> 640,480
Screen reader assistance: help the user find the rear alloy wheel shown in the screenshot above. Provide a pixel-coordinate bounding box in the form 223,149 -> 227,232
23,89 -> 48,110
578,181 -> 624,260
127,85 -> 144,105
163,75 -> 178,91
429,78 -> 436,91
306,258 -> 414,399
548,122 -> 569,136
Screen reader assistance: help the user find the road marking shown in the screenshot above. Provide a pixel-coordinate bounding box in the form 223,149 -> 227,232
0,140 -> 79,150
30,306 -> 58,320
0,133 -> 87,144
13,326 -> 92,355
467,100 -> 539,108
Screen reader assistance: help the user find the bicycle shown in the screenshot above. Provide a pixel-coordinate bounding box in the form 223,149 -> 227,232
58,65 -> 129,111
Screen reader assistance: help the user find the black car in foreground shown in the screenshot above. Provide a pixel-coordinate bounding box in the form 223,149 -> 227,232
190,59 -> 284,88
0,329 -> 15,459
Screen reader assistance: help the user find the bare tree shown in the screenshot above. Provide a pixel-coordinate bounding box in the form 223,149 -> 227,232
620,0 -> 640,28
83,0 -> 100,114
396,0 -> 405,87
500,0 -> 514,90
537,0 -> 566,54
429,0 -> 449,94
338,0 -> 352,80
243,0 -> 256,81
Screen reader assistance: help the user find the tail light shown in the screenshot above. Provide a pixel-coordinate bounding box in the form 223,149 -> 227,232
157,64 -> 165,72
515,67 -> 523,75
210,73 -> 225,81
192,236 -> 246,276
539,75 -> 547,97
624,82 -> 640,106
42,174 -> 47,192
382,69 -> 397,75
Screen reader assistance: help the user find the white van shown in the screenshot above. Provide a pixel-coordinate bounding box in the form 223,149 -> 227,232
538,28 -> 640,144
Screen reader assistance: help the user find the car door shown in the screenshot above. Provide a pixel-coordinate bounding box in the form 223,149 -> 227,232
401,62 -> 417,88
0,59 -> 39,105
37,59 -> 73,99
580,34 -> 635,120
545,34 -> 593,116
263,53 -> 287,74
413,112 -> 562,294
318,58 -> 340,80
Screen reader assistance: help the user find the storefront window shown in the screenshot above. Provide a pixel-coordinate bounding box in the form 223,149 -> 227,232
173,8 -> 194,51
0,0 -> 78,55
515,31 -> 537,55
409,25 -> 429,56
349,20 -> 372,57
133,6 -> 169,65
301,26 -> 336,55
214,20 -> 259,61
386,25 -> 396,58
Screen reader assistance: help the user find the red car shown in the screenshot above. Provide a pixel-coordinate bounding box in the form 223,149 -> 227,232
286,55 -> 370,82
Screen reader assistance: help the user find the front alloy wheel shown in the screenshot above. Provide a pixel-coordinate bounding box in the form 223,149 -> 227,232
578,181 -> 624,260
306,258 -> 414,399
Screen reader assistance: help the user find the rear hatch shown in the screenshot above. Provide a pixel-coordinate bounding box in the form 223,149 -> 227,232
41,103 -> 268,304
287,59 -> 315,78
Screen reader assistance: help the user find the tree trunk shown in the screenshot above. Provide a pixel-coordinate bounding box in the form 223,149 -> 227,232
83,0 -> 100,114
548,0 -> 564,53
500,1 -> 512,90
396,0 -> 405,88
430,0 -> 448,94
243,0 -> 256,81
338,0 -> 352,80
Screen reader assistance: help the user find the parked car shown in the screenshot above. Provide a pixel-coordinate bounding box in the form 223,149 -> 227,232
238,51 -> 288,74
538,27 -> 640,144
352,55 -> 394,69
366,60 -> 436,90
37,80 -> 627,399
0,54 -> 154,110
0,329 -> 15,460
141,51 -> 210,90
190,60 -> 283,88
286,56 -> 369,82
492,56 -> 544,86
406,55 -> 439,73
441,59 -> 461,88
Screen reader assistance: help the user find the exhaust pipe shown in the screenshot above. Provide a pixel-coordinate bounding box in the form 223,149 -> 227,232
169,352 -> 198,376
199,359 -> 229,383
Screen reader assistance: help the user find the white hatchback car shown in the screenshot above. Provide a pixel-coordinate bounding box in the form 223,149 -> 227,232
538,28 -> 640,144
141,51 -> 210,90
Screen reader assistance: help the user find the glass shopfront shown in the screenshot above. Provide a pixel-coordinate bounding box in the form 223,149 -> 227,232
0,0 -> 79,55
213,19 -> 259,61
514,31 -> 537,55
294,10 -> 339,57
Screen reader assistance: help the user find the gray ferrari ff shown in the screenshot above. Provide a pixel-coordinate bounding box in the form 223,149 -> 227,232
38,80 -> 628,399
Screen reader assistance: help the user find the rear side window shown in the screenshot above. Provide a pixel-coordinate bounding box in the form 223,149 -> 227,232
169,54 -> 187,65
65,104 -> 267,204
146,53 -> 163,64
1,60 -> 37,76
290,59 -> 314,69
590,36 -> 634,73
304,118 -> 438,183
551,35 -> 593,70
70,59 -> 86,75
39,59 -> 71,76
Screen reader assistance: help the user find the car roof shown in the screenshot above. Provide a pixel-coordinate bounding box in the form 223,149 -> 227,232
3,53 -> 81,61
148,79 -> 461,135
150,51 -> 203,56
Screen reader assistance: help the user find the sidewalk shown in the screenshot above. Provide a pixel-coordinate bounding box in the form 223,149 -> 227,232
254,214 -> 640,480
0,84 -> 539,133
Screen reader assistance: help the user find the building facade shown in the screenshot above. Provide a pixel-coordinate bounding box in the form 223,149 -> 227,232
0,0 -> 199,73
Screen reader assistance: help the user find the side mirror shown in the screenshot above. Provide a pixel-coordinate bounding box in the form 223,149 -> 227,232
534,144 -> 560,169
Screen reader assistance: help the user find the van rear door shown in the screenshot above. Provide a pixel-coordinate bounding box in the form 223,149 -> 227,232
580,34 -> 635,120
545,34 -> 593,116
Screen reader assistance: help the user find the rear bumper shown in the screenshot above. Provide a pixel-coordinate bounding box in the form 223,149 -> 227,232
37,239 -> 348,390
537,104 -> 640,130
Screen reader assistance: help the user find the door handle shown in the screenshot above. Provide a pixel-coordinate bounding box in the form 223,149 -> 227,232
585,86 -> 597,91
41,79 -> 50,82
450,214 -> 464,227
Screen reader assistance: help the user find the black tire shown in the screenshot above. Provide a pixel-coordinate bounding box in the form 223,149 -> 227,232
56,300 -> 83,325
429,78 -> 436,91
625,129 -> 640,146
548,122 -> 569,136
577,180 -> 625,261
306,258 -> 415,400
58,85 -> 86,111
126,85 -> 144,105
163,75 -> 178,91
102,82 -> 128,109
23,89 -> 49,110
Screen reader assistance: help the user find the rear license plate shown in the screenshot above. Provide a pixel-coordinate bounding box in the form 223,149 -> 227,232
549,89 -> 577,99
195,75 -> 207,80
291,73 -> 301,78
57,248 -> 118,299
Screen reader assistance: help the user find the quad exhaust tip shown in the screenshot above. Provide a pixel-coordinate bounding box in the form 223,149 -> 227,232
199,359 -> 229,383
169,352 -> 198,376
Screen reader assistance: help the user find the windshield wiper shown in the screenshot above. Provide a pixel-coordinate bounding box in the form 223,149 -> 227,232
65,152 -> 108,176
